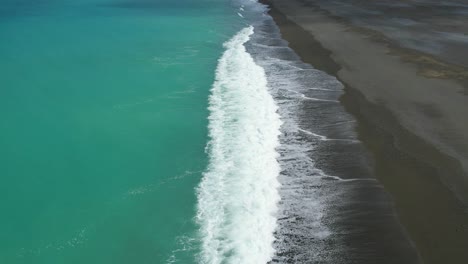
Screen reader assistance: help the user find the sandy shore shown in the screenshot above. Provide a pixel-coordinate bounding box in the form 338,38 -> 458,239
262,0 -> 468,263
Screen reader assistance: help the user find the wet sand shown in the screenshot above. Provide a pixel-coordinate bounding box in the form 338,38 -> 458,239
261,0 -> 468,263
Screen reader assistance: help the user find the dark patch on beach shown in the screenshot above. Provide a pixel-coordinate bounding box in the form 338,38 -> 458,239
342,86 -> 468,264
413,102 -> 444,119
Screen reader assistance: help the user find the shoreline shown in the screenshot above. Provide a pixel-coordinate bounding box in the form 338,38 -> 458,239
261,0 -> 468,263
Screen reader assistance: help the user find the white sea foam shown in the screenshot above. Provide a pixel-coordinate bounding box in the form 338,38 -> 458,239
196,26 -> 282,264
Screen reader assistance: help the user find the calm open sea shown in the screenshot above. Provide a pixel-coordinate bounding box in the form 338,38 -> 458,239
0,0 -> 242,263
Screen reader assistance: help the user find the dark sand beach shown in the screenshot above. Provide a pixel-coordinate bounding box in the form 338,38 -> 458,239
261,0 -> 468,263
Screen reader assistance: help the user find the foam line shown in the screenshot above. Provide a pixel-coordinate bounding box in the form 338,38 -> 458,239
320,175 -> 378,182
308,87 -> 337,91
300,94 -> 339,102
299,128 -> 360,143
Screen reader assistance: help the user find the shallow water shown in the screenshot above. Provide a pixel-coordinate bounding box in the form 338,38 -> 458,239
310,0 -> 468,67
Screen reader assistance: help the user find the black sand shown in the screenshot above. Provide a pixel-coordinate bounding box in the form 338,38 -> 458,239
260,0 -> 468,263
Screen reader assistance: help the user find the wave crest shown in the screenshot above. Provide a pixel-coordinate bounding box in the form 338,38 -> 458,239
196,26 -> 282,264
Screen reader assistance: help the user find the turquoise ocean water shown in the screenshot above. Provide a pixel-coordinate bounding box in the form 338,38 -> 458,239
0,0 -> 245,263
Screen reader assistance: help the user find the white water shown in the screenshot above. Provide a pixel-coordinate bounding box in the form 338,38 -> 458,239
196,26 -> 282,264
